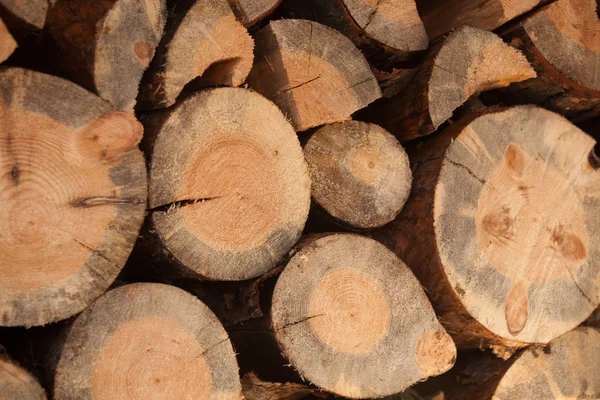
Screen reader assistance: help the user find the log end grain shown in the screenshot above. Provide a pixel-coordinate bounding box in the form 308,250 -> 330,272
434,105 -> 600,345
53,283 -> 241,400
0,354 -> 46,400
0,0 -> 47,30
227,0 -> 282,26
0,17 -> 16,63
144,87 -> 311,281
0,68 -> 147,327
271,234 -> 456,399
304,121 -> 412,229
247,19 -> 381,132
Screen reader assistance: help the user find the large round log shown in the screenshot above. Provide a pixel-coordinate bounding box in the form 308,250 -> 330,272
373,105 -> 600,357
0,68 -> 147,327
141,87 -> 310,281
51,283 -> 241,400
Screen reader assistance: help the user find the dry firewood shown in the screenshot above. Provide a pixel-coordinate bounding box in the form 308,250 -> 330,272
417,0 -> 545,40
0,352 -> 46,399
0,0 -> 47,32
373,105 -> 600,357
496,0 -> 600,122
49,283 -> 241,399
247,19 -> 381,132
276,0 -> 428,69
0,17 -> 16,62
46,0 -> 167,112
357,26 -> 536,142
140,87 -> 310,281
137,0 -> 254,110
269,233 -> 456,398
228,0 -> 281,26
304,120 -> 412,229
0,68 -> 147,327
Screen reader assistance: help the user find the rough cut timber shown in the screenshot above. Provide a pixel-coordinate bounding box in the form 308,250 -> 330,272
276,0 -> 428,69
0,68 -> 147,327
46,0 -> 167,112
498,0 -> 600,121
0,17 -> 16,62
228,0 -> 281,26
141,87 -> 310,281
0,353 -> 46,399
441,327 -> 600,399
137,0 -> 254,110
0,0 -> 47,31
271,234 -> 456,399
417,0 -> 544,40
357,26 -> 536,142
241,371 -> 324,400
373,105 -> 600,357
304,121 -> 412,229
51,283 -> 241,400
247,19 -> 381,132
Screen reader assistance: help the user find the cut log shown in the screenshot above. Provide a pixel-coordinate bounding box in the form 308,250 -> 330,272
0,17 -> 16,62
137,0 -> 254,110
304,121 -> 412,229
276,0 -> 428,69
52,283 -> 241,399
241,371 -> 324,400
46,0 -> 167,112
247,19 -> 381,132
440,327 -> 600,399
372,105 -> 600,357
0,0 -> 47,31
0,68 -> 147,327
271,233 -> 456,399
228,0 -> 281,26
141,87 -> 310,281
417,0 -> 544,40
356,26 -> 536,142
0,353 -> 46,399
497,0 -> 600,121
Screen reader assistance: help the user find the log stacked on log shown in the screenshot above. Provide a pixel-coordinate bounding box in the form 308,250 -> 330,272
373,105 -> 600,357
140,87 -> 310,281
247,19 -> 381,131
494,0 -> 600,121
0,68 -> 147,327
357,26 -> 536,142
0,352 -> 46,399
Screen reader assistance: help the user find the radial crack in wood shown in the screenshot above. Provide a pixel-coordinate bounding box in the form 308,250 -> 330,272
46,0 -> 167,112
0,68 -> 147,327
52,283 -> 241,400
227,0 -> 281,26
271,233 -> 456,399
304,121 -> 412,229
357,26 -> 536,142
247,19 -> 381,132
141,87 -> 310,281
372,105 -> 600,355
137,0 -> 254,110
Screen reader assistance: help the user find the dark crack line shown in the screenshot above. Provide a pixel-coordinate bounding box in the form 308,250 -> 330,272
149,196 -> 222,213
276,314 -> 325,331
195,337 -> 230,359
71,196 -> 145,208
71,238 -> 119,272
433,63 -> 469,81
444,158 -> 486,185
281,76 -> 321,93
362,0 -> 384,31
563,264 -> 596,307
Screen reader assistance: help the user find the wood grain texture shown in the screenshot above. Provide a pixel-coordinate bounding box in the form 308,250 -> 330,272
0,353 -> 46,400
498,0 -> 600,121
417,0 -> 543,39
247,19 -> 381,131
137,0 -> 254,110
372,106 -> 600,355
227,0 -> 281,25
271,234 -> 456,398
46,0 -> 167,112
357,26 -> 535,142
141,87 -> 310,281
0,17 -> 16,62
52,283 -> 241,400
0,68 -> 147,327
304,121 -> 412,229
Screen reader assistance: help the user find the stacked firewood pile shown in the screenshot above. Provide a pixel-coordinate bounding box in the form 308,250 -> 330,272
0,0 -> 599,399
